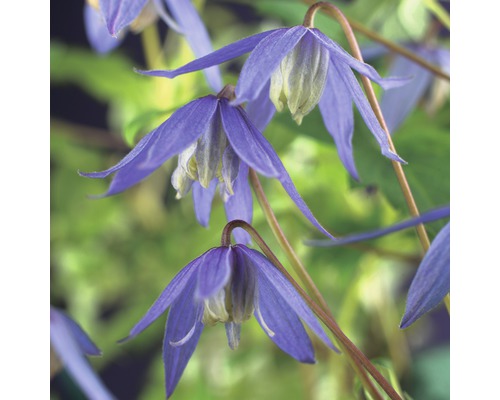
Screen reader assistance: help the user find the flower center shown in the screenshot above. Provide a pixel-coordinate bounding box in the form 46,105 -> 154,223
269,33 -> 330,125
201,269 -> 255,326
171,106 -> 240,201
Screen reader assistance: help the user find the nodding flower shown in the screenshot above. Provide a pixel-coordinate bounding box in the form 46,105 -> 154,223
120,244 -> 338,398
80,85 -> 335,243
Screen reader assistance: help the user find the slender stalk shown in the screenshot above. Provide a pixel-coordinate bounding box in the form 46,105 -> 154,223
248,170 -> 385,400
221,220 -> 403,400
140,23 -> 163,69
301,0 -> 450,81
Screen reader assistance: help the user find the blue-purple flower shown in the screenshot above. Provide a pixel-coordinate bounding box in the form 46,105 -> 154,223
50,306 -> 115,400
363,43 -> 450,133
121,244 -> 338,398
84,0 -> 223,92
139,25 -> 410,180
306,206 -> 450,328
80,88 -> 334,243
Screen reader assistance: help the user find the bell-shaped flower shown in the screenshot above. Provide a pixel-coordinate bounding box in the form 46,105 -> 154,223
138,24 -> 410,180
50,306 -> 115,400
121,245 -> 338,398
80,87 -> 335,243
306,206 -> 450,328
84,0 -> 222,92
363,42 -> 450,133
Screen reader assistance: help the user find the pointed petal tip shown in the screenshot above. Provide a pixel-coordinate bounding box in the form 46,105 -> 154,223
382,148 -> 407,164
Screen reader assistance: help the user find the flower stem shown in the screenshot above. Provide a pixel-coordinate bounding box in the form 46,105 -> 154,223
302,0 -> 450,81
221,219 -> 402,400
140,23 -> 163,69
248,170 -> 397,400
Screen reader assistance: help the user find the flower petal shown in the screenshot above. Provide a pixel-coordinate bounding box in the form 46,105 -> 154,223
234,26 -> 307,105
137,30 -> 279,79
223,163 -> 253,244
84,4 -> 123,54
400,222 -> 450,328
50,308 -> 115,400
225,322 -> 241,350
80,96 -> 218,197
163,274 -> 204,398
220,100 -> 335,240
56,309 -> 102,356
219,100 -> 280,178
318,62 -> 358,180
236,251 -> 317,362
380,50 -> 434,132
100,0 -> 148,36
334,61 -> 406,163
164,0 -> 223,92
195,247 -> 233,300
311,28 -> 410,90
254,270 -> 316,363
244,80 -> 276,133
307,205 -> 450,247
125,255 -> 203,339
192,180 -> 218,227
237,246 -> 338,353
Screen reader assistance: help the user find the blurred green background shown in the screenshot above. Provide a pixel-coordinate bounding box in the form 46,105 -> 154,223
50,0 -> 450,399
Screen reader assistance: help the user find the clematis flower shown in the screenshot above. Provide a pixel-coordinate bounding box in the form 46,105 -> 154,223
84,0 -> 222,92
121,244 -> 338,398
362,42 -> 450,133
306,206 -> 450,328
138,24 -> 410,180
50,306 -> 116,400
80,86 -> 334,243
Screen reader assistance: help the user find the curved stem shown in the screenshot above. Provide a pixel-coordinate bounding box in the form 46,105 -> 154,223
302,0 -> 450,81
221,218 -> 402,400
249,170 -> 398,400
305,1 -> 432,251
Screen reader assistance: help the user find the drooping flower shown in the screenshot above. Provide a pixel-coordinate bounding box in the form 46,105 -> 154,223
84,0 -> 222,92
362,42 -> 450,133
306,206 -> 450,327
121,244 -> 338,398
80,86 -> 335,243
50,306 -> 116,400
138,24 -> 410,180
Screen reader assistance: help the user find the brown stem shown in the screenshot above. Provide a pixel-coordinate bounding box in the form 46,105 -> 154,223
248,170 -> 385,400
302,0 -> 450,81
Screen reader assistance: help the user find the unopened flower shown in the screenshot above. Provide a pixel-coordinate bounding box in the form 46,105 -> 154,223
80,87 -> 334,243
306,206 -> 450,328
121,245 -> 338,398
50,306 -> 115,400
139,25 -> 410,180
